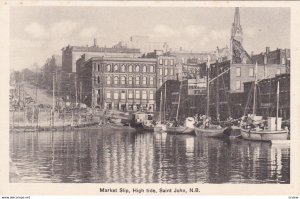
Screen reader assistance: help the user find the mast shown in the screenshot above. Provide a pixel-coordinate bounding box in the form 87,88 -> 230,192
164,80 -> 167,121
206,57 -> 211,116
276,80 -> 279,130
176,81 -> 182,121
52,71 -> 55,127
160,90 -> 163,122
252,62 -> 257,115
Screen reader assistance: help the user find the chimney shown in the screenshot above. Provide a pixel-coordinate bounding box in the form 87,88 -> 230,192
93,38 -> 97,47
266,47 -> 270,54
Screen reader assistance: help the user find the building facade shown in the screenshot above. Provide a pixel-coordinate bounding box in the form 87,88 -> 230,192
156,55 -> 178,89
62,39 -> 141,73
243,73 -> 290,120
200,60 -> 288,120
77,57 -> 157,112
156,79 -> 206,121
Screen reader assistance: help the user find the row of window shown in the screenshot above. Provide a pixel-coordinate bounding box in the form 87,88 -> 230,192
93,63 -> 155,73
159,59 -> 174,66
106,90 -> 155,100
236,67 -> 282,77
158,68 -> 175,76
96,75 -> 155,85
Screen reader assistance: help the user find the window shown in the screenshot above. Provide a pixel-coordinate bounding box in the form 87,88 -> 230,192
142,76 -> 147,85
142,91 -> 147,99
164,59 -> 168,66
121,91 -> 126,100
236,80 -> 241,90
128,90 -> 133,99
121,76 -> 126,85
236,67 -> 241,77
159,59 -> 163,65
128,76 -> 133,84
114,65 -> 118,72
159,79 -> 163,86
128,65 -> 133,72
282,58 -> 285,65
97,76 -> 100,84
121,65 -> 126,72
143,66 -> 147,73
114,92 -> 119,100
97,64 -> 100,71
277,68 -> 281,75
135,90 -> 140,99
170,59 -> 174,66
135,76 -> 140,85
149,90 -> 154,100
149,65 -> 154,73
164,68 -> 168,75
135,65 -> 140,72
114,76 -> 119,84
170,69 -> 174,76
149,77 -> 154,85
159,68 -> 163,75
106,76 -> 111,84
107,64 -> 111,72
93,63 -> 96,71
106,91 -> 111,99
249,67 -> 254,77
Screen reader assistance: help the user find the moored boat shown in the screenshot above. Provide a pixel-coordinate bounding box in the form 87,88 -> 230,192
163,117 -> 196,135
195,125 -> 226,137
240,126 -> 288,141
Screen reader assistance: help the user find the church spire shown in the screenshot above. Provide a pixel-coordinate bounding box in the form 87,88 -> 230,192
231,7 -> 243,45
233,7 -> 240,27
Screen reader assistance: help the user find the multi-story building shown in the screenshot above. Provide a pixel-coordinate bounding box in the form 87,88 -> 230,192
243,73 -> 290,120
251,47 -> 290,73
77,57 -> 157,112
156,55 -> 178,88
62,39 -> 141,73
156,79 -> 206,121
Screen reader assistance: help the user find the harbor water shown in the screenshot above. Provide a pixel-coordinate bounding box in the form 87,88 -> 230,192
10,128 -> 290,183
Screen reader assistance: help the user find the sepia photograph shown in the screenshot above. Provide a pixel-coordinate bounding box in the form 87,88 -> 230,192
8,5 -> 291,184
1,1 -> 300,197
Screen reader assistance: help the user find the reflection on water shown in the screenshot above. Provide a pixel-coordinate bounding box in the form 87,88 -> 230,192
10,129 -> 290,183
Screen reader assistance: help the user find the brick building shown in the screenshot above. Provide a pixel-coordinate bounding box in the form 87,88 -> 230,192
77,57 -> 157,112
201,60 -> 287,120
156,79 -> 206,121
156,55 -> 178,88
243,73 -> 290,120
62,39 -> 141,73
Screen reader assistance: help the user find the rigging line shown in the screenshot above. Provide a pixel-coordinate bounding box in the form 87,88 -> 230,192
221,74 -> 231,117
244,82 -> 254,116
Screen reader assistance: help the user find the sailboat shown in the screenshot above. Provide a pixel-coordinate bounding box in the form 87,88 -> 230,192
163,80 -> 196,135
240,63 -> 288,141
194,58 -> 227,137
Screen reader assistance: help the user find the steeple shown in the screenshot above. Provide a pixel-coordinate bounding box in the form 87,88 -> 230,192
233,7 -> 240,27
231,7 -> 243,44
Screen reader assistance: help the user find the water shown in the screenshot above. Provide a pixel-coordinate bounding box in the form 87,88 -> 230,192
9,128 -> 290,183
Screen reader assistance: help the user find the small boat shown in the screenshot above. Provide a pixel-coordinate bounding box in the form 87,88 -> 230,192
164,117 -> 196,135
195,125 -> 226,137
131,112 -> 156,132
222,125 -> 242,139
241,126 -> 288,141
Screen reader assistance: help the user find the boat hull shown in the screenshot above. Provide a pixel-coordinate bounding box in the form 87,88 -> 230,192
241,128 -> 288,141
195,125 -> 225,137
165,126 -> 195,135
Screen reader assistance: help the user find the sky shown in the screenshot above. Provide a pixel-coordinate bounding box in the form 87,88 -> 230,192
10,7 -> 290,70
